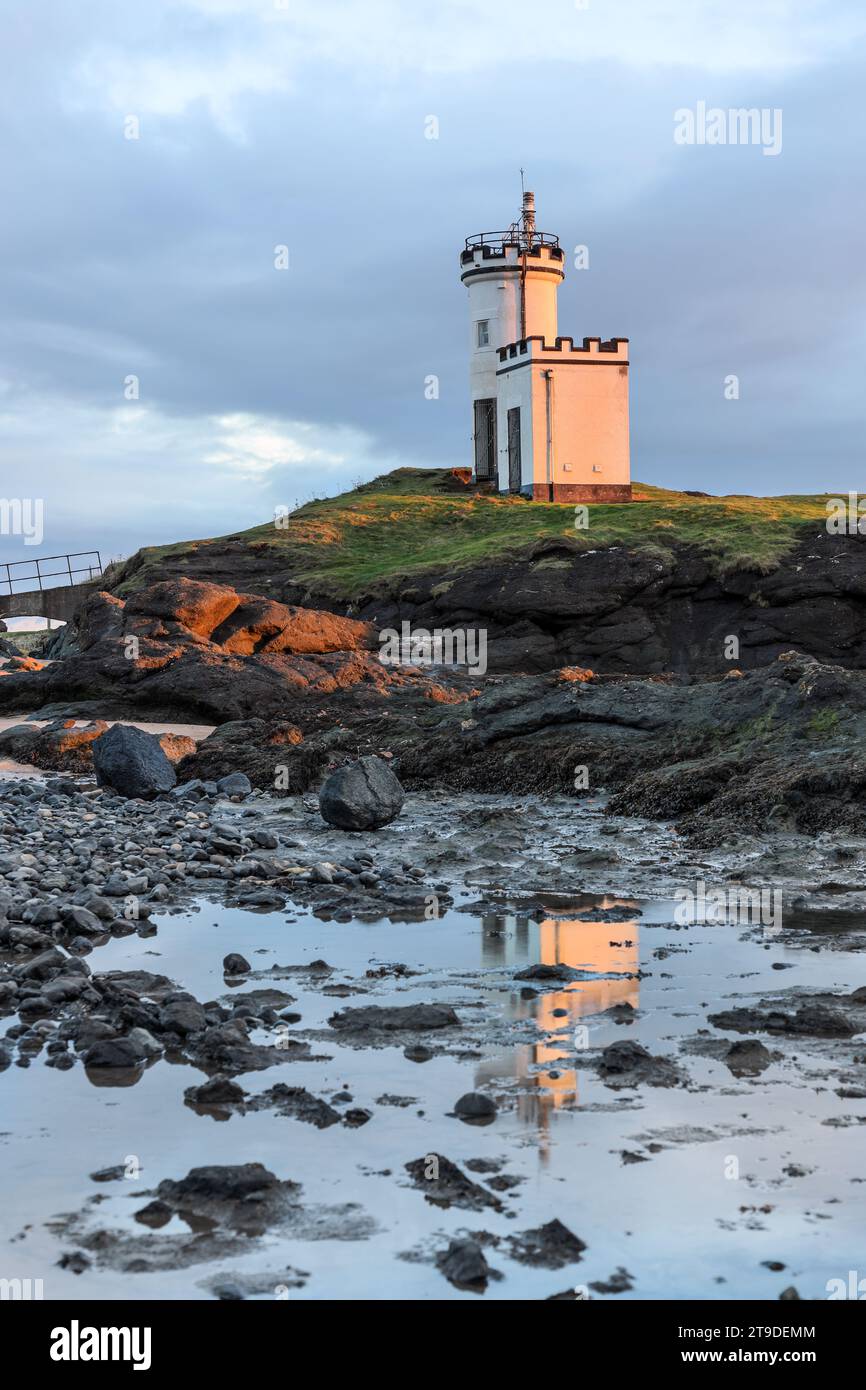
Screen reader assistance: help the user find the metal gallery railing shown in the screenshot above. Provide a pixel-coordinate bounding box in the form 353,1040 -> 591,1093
0,551 -> 103,596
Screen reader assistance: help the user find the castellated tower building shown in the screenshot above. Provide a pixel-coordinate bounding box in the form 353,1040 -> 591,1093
460,192 -> 631,501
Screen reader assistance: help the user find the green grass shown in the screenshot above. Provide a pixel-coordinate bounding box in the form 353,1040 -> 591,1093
112,467 -> 837,600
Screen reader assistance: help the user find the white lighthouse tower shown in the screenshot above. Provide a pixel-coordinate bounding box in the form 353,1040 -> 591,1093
460,192 -> 631,502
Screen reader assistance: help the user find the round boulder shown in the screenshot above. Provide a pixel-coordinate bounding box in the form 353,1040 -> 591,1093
318,755 -> 404,831
92,724 -> 176,799
452,1091 -> 497,1124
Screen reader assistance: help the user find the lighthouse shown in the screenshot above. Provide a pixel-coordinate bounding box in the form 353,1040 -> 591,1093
460,192 -> 631,502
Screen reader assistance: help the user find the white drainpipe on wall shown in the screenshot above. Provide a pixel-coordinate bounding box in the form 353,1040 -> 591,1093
544,369 -> 554,496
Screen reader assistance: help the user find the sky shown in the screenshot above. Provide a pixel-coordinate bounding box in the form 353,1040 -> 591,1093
1,0 -> 864,570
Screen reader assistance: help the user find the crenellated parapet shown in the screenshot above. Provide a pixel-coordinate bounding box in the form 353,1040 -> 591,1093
497,334 -> 629,364
460,241 -> 565,282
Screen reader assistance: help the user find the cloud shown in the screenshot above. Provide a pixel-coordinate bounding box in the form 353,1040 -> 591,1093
0,387 -> 401,560
0,0 -> 864,562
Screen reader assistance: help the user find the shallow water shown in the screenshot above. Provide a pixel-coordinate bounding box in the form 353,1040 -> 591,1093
2,884 -> 865,1301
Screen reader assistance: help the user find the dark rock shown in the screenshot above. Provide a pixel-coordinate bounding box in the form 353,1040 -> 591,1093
342,1108 -> 373,1128
452,1091 -> 497,1124
404,1154 -> 503,1212
83,1037 -> 148,1069
319,755 -> 404,831
329,1003 -> 459,1034
153,1162 -> 301,1234
709,998 -> 861,1038
217,772 -> 252,797
214,1282 -> 245,1301
92,724 -> 177,799
724,1038 -> 774,1075
223,953 -> 251,975
507,1218 -> 587,1269
159,994 -> 207,1036
598,1040 -> 682,1087
514,963 -> 580,983
159,1163 -> 280,1203
90,1165 -> 126,1183
59,906 -> 104,936
589,1267 -> 634,1294
436,1237 -> 490,1291
184,1076 -> 246,1108
248,1084 -> 341,1128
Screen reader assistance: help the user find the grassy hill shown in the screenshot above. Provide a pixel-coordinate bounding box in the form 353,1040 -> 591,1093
109,468 -> 837,601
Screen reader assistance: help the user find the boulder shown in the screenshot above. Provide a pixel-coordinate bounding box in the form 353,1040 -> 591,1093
453,1091 -> 497,1124
216,772 -> 252,797
319,755 -> 404,830
91,724 -> 177,799
83,1037 -> 149,1069
124,578 -> 240,639
157,733 -> 197,764
437,1237 -> 490,1290
210,595 -> 372,656
75,592 -> 125,651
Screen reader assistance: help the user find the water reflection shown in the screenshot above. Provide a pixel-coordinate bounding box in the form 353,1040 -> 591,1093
476,900 -> 641,1152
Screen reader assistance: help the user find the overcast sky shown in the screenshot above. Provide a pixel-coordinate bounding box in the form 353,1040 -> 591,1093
1,0 -> 864,568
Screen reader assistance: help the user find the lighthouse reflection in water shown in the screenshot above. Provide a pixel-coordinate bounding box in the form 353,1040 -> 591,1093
474,899 -> 640,1151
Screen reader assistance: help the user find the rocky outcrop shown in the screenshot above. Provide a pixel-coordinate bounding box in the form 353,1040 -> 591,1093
347,530 -> 866,675
105,529 -> 866,676
179,651 -> 866,846
0,719 -> 110,773
0,718 -> 194,776
0,578 -> 404,724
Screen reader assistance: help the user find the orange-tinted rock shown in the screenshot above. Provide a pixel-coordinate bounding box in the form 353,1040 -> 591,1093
265,723 -> 304,746
424,684 -> 469,704
125,578 -> 240,639
157,733 -> 197,763
559,666 -> 595,682
6,655 -> 46,671
212,595 -> 372,655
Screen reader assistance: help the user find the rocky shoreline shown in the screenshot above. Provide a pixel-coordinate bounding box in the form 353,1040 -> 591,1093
2,566 -> 866,1298
2,576 -> 866,851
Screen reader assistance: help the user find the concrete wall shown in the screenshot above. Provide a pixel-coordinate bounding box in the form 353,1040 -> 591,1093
0,584 -> 89,623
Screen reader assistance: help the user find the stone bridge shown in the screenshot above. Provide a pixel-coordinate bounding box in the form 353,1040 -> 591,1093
0,552 -> 103,626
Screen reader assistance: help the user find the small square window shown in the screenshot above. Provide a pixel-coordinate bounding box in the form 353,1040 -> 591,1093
476,320 -> 490,348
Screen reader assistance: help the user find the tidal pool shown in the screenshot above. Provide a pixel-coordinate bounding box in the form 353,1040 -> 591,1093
2,887 -> 864,1300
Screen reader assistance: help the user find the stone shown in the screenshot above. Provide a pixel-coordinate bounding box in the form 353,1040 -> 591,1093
185,1076 -> 246,1107
328,1003 -> 459,1033
453,1091 -> 497,1124
59,905 -> 104,936
318,755 -> 404,831
223,953 -> 251,975
437,1237 -> 490,1290
724,1038 -> 773,1075
216,772 -> 252,797
159,994 -> 207,1036
92,724 -> 177,799
126,1027 -> 163,1059
83,1037 -> 149,1069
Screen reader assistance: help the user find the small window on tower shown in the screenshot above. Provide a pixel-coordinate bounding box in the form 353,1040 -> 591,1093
476,320 -> 490,348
